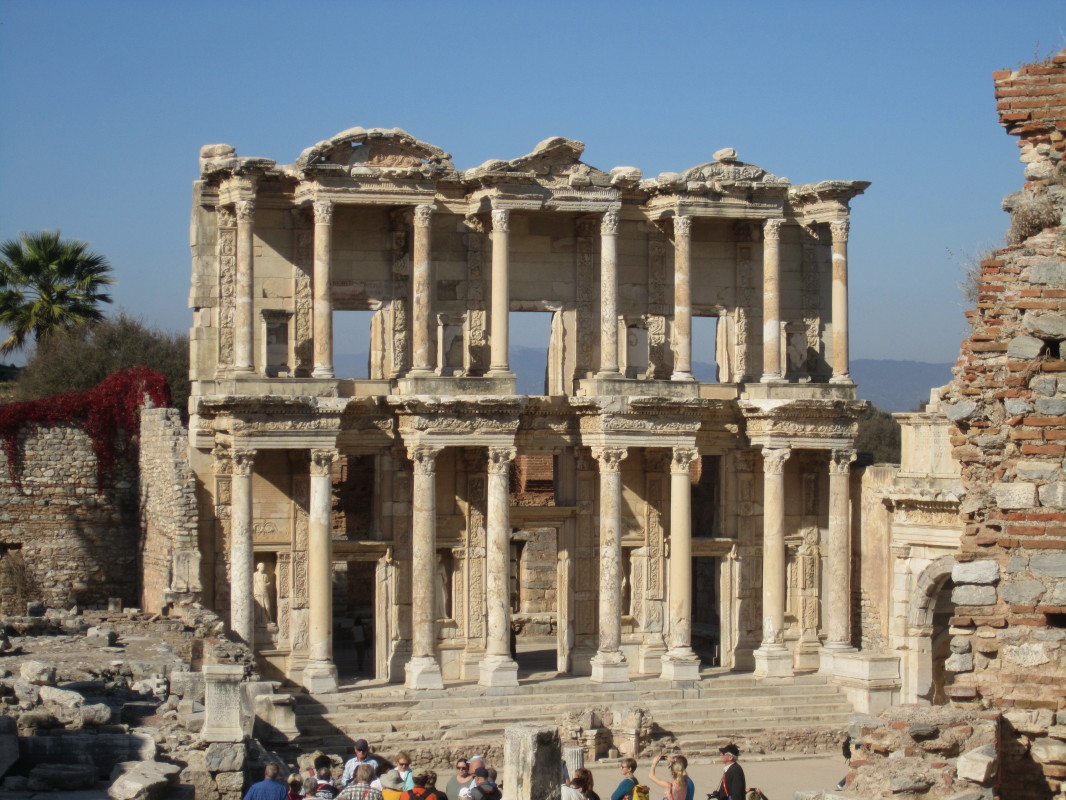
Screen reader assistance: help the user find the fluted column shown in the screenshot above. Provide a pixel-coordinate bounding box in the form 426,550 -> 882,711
596,211 -> 621,378
671,215 -> 694,380
822,448 -> 857,672
760,218 -> 784,383
304,448 -> 339,692
229,448 -> 256,645
661,446 -> 701,681
311,200 -> 335,378
406,444 -> 444,689
754,446 -> 793,678
234,200 -> 256,374
591,446 -> 629,683
829,220 -> 852,383
480,446 -> 519,686
410,204 -> 435,375
488,209 -> 511,376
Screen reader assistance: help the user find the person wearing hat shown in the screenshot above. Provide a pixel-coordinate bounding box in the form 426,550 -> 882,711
341,739 -> 380,788
378,770 -> 406,800
466,767 -> 501,800
713,745 -> 745,800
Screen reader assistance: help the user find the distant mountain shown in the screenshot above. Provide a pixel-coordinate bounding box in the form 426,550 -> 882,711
850,359 -> 954,413
333,351 -> 952,413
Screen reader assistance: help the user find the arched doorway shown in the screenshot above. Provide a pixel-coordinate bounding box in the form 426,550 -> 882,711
901,555 -> 957,704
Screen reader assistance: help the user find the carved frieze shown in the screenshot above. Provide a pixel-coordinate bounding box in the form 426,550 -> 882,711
217,212 -> 236,369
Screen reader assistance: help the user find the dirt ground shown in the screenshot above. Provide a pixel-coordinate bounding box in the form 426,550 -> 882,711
589,753 -> 844,799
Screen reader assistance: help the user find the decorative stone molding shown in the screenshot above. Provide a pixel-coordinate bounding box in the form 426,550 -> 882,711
670,447 -> 699,473
216,206 -> 236,228
763,218 -> 784,240
487,446 -> 517,475
414,204 -> 434,227
231,449 -> 256,477
235,200 -> 255,222
312,200 -> 334,225
309,449 -> 337,477
762,446 -> 791,474
829,219 -> 850,243
673,214 -> 692,237
408,444 -> 442,474
591,446 -> 628,473
491,208 -> 510,233
830,448 -> 857,475
601,210 -> 620,236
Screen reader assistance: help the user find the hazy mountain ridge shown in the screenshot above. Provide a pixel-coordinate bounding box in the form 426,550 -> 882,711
334,351 -> 952,414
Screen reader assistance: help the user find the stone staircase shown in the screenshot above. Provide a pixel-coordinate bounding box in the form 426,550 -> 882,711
287,669 -> 853,761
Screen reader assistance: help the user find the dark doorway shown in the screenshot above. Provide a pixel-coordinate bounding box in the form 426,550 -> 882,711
334,559 -> 376,681
692,556 -> 721,666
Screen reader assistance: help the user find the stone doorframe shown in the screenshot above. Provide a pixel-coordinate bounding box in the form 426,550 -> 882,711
900,554 -> 955,703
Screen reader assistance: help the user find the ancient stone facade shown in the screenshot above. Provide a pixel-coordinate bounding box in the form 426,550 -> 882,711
0,424 -> 139,612
186,127 -> 868,692
942,51 -> 1066,799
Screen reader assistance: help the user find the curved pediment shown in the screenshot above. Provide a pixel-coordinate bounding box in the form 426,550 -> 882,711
463,137 -> 615,186
293,127 -> 455,174
643,148 -> 789,193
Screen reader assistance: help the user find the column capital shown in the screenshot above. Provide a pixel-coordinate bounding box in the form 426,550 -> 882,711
763,218 -> 784,240
313,199 -> 334,225
591,446 -> 628,473
601,210 -> 620,236
414,204 -> 434,227
673,214 -> 692,237
216,206 -> 236,228
408,443 -> 443,474
491,208 -> 510,232
830,448 -> 857,475
211,444 -> 231,472
309,448 -> 338,477
235,200 -> 256,222
487,446 -> 517,475
761,446 -> 790,475
231,448 -> 256,477
829,218 -> 850,243
671,446 -> 700,473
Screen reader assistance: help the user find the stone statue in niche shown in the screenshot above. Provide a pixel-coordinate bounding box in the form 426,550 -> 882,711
254,562 -> 277,627
435,553 -> 451,620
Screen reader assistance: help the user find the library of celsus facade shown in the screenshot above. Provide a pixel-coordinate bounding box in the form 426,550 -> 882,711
188,127 -> 869,693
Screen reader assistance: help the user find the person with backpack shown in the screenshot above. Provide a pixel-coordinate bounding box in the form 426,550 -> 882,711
466,768 -> 500,800
611,758 -> 638,800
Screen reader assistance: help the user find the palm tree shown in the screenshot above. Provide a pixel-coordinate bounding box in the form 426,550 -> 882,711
0,230 -> 114,354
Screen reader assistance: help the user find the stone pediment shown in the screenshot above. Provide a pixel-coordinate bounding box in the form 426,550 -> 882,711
641,148 -> 789,195
462,137 -> 631,191
292,127 -> 455,178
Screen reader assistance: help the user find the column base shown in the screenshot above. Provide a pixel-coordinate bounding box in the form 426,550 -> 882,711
590,653 -> 630,683
753,645 -> 794,679
829,373 -> 853,385
486,369 -> 515,379
232,365 -> 255,376
594,370 -> 623,380
302,661 -> 339,694
670,371 -> 696,382
404,656 -> 444,690
759,373 -> 786,384
819,643 -> 857,675
794,636 -> 822,670
478,654 -> 519,688
311,366 -> 335,379
659,652 -> 701,682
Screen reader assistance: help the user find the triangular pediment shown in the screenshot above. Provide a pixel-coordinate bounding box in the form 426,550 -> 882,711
293,127 -> 454,173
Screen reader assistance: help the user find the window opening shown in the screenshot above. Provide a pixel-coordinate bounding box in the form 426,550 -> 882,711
692,316 -> 719,382
332,309 -> 374,379
510,311 -> 552,395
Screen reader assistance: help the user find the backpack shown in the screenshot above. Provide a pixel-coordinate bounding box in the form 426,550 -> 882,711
631,785 -> 650,800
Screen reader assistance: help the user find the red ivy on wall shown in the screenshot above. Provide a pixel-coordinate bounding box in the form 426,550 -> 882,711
0,366 -> 171,491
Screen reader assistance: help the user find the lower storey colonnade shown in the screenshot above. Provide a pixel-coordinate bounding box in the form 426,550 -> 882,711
214,438 -> 857,693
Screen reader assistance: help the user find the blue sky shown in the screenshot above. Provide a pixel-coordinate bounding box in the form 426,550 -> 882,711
1,1 -> 1063,364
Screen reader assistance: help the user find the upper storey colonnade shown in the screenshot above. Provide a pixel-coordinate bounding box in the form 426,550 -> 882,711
191,129 -> 868,396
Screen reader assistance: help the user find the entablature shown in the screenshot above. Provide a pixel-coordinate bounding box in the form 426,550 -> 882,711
740,397 -> 866,450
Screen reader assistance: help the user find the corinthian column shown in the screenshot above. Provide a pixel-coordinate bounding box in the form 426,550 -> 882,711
480,446 -> 519,687
754,446 -> 793,678
829,220 -> 852,383
661,446 -> 701,681
312,200 -> 335,379
591,446 -> 629,683
229,448 -> 256,645
410,204 -> 435,375
488,209 -> 511,376
406,444 -> 444,689
822,448 -> 857,672
234,200 -> 256,374
672,215 -> 694,381
760,218 -> 784,383
304,448 -> 339,692
596,211 -> 621,378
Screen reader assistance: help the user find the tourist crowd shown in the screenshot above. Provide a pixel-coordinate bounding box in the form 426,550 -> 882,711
243,740 -> 748,800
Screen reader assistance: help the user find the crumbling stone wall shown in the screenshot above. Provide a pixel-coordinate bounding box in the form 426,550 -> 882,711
0,424 -> 138,612
139,408 -> 200,613
944,50 -> 1066,799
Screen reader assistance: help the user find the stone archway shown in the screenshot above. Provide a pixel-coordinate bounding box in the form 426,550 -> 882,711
901,555 -> 956,704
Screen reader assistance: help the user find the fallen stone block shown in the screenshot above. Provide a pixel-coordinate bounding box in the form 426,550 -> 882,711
28,762 -> 99,790
108,760 -> 181,800
957,743 -> 997,784
82,701 -> 114,726
87,626 -> 118,647
40,684 -> 85,708
20,659 -> 56,685
205,741 -> 246,772
1031,736 -> 1066,765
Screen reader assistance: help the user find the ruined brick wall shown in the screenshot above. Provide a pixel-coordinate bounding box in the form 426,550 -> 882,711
0,425 -> 138,612
945,51 -> 1066,799
139,408 -> 200,614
